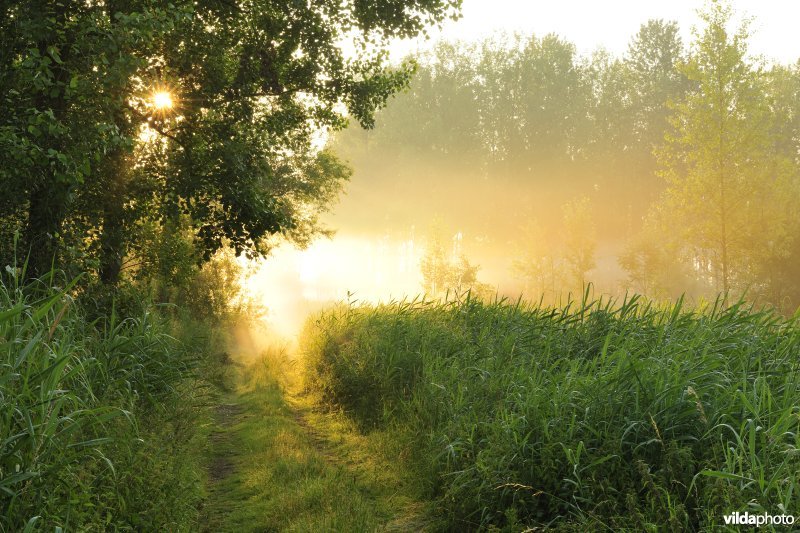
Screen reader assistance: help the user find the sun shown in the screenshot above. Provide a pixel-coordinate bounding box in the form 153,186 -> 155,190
152,90 -> 174,110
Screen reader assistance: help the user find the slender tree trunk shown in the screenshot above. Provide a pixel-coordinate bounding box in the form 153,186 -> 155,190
24,184 -> 69,279
720,158 -> 729,295
717,69 -> 729,296
719,150 -> 730,296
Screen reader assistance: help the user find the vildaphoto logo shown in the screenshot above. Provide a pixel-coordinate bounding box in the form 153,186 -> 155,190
722,511 -> 795,527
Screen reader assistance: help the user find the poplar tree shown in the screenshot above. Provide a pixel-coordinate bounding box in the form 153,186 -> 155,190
656,0 -> 770,294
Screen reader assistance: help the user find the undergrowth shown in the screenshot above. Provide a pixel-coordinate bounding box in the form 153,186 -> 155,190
0,269 -> 218,531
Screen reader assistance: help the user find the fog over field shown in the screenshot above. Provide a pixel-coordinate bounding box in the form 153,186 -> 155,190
245,2 -> 800,339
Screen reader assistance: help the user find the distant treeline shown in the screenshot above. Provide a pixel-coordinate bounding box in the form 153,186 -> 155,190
333,4 -> 800,311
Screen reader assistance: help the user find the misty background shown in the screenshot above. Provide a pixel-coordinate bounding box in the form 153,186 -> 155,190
246,4 -> 800,337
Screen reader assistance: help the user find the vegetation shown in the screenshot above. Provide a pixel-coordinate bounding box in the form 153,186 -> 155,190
303,295 -> 800,530
203,348 -> 431,532
0,0 -> 461,284
2,0 -> 798,530
0,267 -> 209,530
0,1 -> 461,527
0,0 -> 466,337
420,222 -> 493,301
654,2 -> 798,300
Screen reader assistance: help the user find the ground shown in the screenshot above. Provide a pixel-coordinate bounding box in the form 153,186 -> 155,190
200,354 -> 431,532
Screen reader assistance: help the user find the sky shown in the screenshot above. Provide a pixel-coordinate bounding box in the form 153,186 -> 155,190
391,0 -> 800,64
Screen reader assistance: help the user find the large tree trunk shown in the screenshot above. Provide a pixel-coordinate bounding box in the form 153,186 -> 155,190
97,0 -> 141,287
97,113 -> 134,286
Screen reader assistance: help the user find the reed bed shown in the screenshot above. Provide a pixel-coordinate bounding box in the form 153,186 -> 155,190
303,294 -> 800,530
0,271 -> 203,530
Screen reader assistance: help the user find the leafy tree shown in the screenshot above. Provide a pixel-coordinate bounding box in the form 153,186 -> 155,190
0,1 -> 165,278
626,20 -> 688,154
562,197 -> 596,290
622,20 -> 689,205
511,218 -> 563,301
420,228 -> 451,296
420,224 -> 488,299
512,200 -> 600,303
742,62 -> 800,309
0,0 -> 462,283
486,34 -> 587,176
329,4 -> 797,309
620,211 -> 700,298
656,1 -> 782,295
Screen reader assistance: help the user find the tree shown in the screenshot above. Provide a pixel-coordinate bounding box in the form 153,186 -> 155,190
511,218 -> 562,302
752,62 -> 800,309
626,20 -> 688,154
656,0 -> 781,296
0,1 -> 157,278
0,0 -> 462,283
562,197 -> 596,291
420,224 -> 488,300
620,210 -> 701,298
622,20 -> 689,206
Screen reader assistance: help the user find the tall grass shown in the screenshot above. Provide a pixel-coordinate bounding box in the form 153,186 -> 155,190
302,294 -> 800,530
0,268 -> 204,530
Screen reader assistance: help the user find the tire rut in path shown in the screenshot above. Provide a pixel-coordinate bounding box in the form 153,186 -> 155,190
208,402 -> 244,482
203,382 -> 429,531
284,395 -> 432,532
202,400 -> 245,532
286,395 -> 341,467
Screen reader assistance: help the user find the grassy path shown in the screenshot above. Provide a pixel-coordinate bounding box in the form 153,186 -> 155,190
200,359 -> 429,532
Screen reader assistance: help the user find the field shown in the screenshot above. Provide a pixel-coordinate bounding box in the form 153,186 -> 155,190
301,294 -> 800,530
5,269 -> 799,531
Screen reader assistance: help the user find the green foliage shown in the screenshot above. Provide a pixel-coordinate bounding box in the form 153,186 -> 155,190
331,24 -> 687,239
620,216 -> 697,298
511,198 -> 597,301
175,248 -> 247,322
0,0 -> 462,282
329,2 -> 799,311
303,296 -> 800,530
0,268 -> 209,530
420,226 -> 490,301
655,1 -> 800,301
512,218 -> 562,302
561,197 -> 596,290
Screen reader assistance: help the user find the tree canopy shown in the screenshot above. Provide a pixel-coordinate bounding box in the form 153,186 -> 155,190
653,1 -> 800,302
0,0 -> 461,283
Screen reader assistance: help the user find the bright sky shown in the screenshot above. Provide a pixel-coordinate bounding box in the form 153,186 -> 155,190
392,0 -> 800,64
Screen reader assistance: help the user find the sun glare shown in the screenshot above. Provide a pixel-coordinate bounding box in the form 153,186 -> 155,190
152,90 -> 173,110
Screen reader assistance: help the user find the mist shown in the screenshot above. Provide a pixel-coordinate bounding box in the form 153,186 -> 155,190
244,18 -> 800,341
